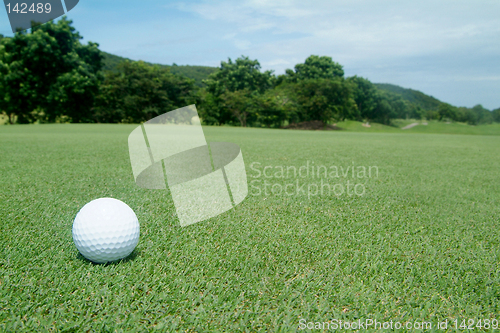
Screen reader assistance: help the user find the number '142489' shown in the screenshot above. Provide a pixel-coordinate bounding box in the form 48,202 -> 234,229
6,3 -> 52,14
452,319 -> 498,330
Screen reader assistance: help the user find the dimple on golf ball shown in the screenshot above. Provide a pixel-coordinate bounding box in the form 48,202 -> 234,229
72,198 -> 140,264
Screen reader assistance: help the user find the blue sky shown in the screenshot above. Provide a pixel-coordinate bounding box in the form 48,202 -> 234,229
1,0 -> 499,110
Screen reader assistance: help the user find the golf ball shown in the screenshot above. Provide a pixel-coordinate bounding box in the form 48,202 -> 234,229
72,198 -> 140,264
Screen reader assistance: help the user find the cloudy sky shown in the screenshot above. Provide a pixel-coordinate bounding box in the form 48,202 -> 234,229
1,0 -> 499,109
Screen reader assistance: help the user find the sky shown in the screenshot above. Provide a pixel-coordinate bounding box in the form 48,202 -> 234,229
1,0 -> 499,110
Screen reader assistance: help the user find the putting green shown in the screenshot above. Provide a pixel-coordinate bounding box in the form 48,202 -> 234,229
1,124 -> 499,331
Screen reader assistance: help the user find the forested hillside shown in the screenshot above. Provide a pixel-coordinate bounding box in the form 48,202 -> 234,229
1,19 -> 498,126
374,83 -> 442,111
100,53 -> 466,119
101,52 -> 134,72
102,52 -> 218,87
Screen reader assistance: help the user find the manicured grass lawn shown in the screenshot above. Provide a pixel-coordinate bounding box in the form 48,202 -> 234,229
1,124 -> 499,331
337,119 -> 500,136
398,120 -> 500,135
335,120 -> 401,133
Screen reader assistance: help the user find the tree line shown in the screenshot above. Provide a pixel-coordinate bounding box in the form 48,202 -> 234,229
1,18 -> 499,126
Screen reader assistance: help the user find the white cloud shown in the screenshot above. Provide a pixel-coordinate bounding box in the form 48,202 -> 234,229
172,0 -> 500,109
88,0 -> 499,108
175,0 -> 500,64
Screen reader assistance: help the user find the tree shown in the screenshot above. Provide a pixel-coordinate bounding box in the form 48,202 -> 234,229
0,17 -> 102,123
94,61 -> 195,123
347,78 -> 412,124
273,56 -> 355,124
204,56 -> 274,95
424,109 -> 439,121
347,76 -> 378,121
279,55 -> 344,83
492,108 -> 500,123
438,103 -> 457,121
219,89 -> 254,127
293,78 -> 357,123
196,87 -> 228,125
384,93 -> 413,120
370,91 -> 399,125
254,86 -> 300,127
471,104 -> 493,124
200,56 -> 274,125
456,107 -> 477,124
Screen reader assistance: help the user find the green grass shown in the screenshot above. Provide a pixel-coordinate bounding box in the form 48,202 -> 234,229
335,120 -> 401,133
336,119 -> 500,136
396,120 -> 500,135
1,124 -> 500,331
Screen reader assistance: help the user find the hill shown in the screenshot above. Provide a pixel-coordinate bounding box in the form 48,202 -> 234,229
374,83 -> 442,110
100,52 -> 448,106
168,64 -> 218,87
101,51 -> 218,87
101,52 -> 134,72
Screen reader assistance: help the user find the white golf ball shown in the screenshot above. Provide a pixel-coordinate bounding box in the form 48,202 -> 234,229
72,198 -> 140,264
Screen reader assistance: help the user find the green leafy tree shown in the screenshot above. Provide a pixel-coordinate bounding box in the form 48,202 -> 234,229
492,108 -> 500,123
94,61 -> 194,123
438,103 -> 458,121
347,76 -> 378,121
347,78 -> 406,124
471,104 -> 493,124
424,109 -> 439,121
293,78 -> 357,123
204,56 -> 274,95
382,92 -> 414,120
373,94 -> 398,124
274,56 -> 355,124
279,55 -> 344,84
0,17 -> 102,123
253,86 -> 299,127
351,88 -> 399,125
455,107 -> 478,124
219,89 -> 255,127
196,87 -> 227,125
200,56 -> 274,125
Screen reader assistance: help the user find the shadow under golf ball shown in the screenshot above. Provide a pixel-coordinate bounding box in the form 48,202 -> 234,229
75,247 -> 141,265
